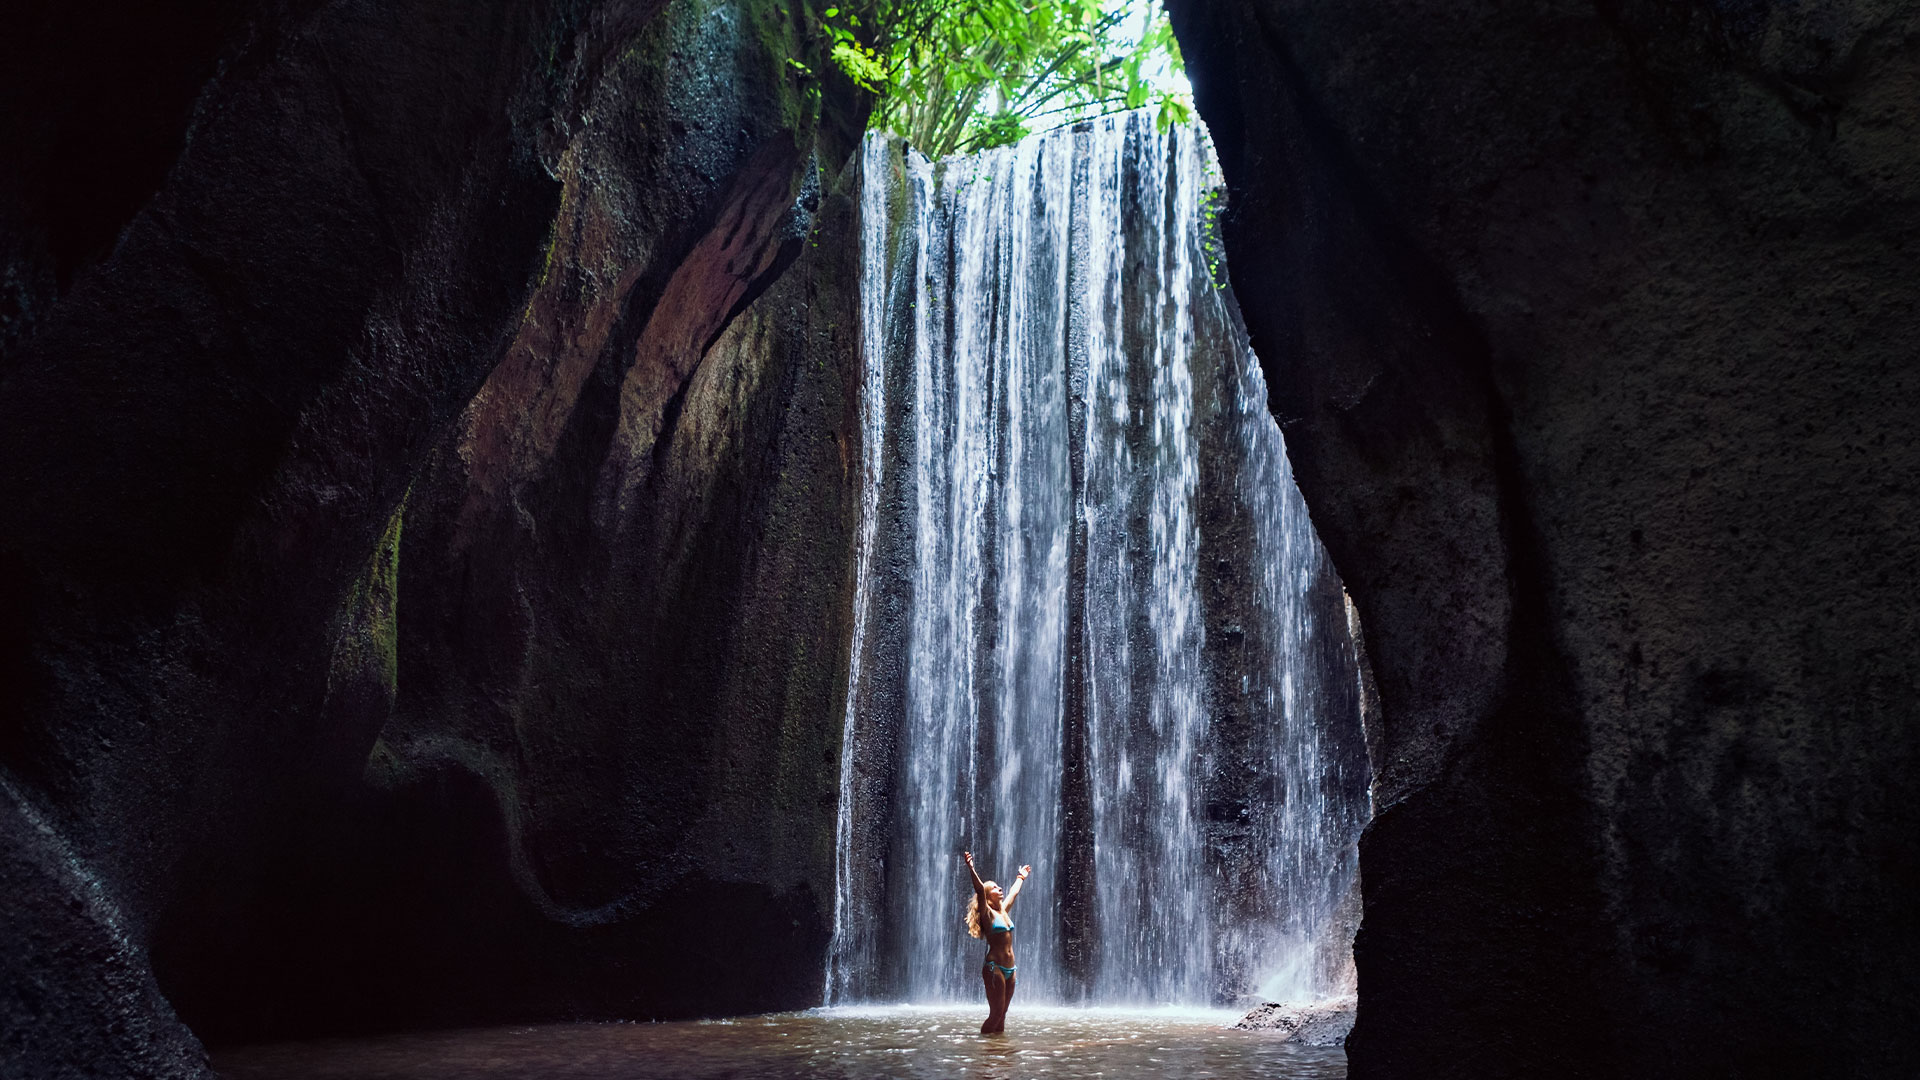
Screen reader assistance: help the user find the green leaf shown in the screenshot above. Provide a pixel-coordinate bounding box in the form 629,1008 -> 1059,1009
830,39 -> 888,92
820,0 -> 1193,159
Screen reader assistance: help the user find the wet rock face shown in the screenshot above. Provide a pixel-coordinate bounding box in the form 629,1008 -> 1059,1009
1235,996 -> 1357,1048
2,0 -> 864,1071
1168,0 -> 1920,1076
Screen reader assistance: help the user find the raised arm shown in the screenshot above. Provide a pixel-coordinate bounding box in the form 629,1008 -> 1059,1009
962,851 -> 988,903
1004,864 -> 1033,908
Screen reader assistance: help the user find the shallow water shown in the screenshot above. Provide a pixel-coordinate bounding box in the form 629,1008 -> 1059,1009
214,1006 -> 1346,1080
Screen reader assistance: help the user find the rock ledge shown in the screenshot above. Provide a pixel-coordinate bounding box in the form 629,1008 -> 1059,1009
1234,997 -> 1356,1046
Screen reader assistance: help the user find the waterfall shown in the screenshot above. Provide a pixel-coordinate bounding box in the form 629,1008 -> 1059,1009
828,112 -> 1371,1008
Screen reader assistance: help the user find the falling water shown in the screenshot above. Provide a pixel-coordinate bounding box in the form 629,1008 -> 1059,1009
827,112 -> 1370,1008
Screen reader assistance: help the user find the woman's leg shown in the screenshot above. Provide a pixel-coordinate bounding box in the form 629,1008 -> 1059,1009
999,976 -> 1015,1032
980,967 -> 1007,1034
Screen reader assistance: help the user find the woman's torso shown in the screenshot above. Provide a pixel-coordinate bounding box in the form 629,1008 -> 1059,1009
983,907 -> 1015,964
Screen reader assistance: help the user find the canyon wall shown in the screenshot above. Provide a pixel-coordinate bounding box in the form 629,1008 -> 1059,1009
1167,1 -> 1920,1076
8,0 -> 1917,1074
0,0 -> 865,1073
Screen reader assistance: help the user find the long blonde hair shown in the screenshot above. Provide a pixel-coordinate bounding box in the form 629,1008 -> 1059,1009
964,883 -> 999,939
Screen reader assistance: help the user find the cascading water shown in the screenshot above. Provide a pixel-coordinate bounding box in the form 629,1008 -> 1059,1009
828,112 -> 1371,1008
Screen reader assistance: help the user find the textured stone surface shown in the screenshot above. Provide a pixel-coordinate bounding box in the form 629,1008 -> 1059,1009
1235,996 -> 1358,1047
0,783 -> 210,1078
0,0 -> 865,1071
1169,0 -> 1920,1076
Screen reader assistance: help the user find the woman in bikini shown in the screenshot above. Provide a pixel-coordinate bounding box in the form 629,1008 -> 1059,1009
962,850 -> 1031,1034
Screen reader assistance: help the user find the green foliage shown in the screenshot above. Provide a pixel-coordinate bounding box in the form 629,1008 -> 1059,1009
819,0 -> 1191,159
1199,183 -> 1229,289
332,492 -> 407,697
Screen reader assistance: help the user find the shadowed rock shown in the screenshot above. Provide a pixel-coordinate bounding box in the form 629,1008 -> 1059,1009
0,0 -> 868,1071
1168,0 -> 1920,1075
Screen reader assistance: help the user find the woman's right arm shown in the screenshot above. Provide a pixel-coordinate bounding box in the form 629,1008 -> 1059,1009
962,851 -> 987,899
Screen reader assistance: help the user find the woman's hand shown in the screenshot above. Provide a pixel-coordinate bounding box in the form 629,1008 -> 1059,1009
963,851 -> 975,867
1004,863 -> 1032,907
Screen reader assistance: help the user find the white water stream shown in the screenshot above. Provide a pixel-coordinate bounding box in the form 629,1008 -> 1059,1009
829,112 -> 1369,1008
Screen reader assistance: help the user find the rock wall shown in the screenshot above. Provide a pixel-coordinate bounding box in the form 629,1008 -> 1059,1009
0,0 -> 866,1072
1167,1 -> 1920,1076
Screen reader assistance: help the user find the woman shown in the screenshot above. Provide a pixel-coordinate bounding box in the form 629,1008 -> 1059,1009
963,850 -> 1031,1034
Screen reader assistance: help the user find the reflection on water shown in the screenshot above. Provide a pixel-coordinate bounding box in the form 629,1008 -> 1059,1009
214,1006 -> 1346,1080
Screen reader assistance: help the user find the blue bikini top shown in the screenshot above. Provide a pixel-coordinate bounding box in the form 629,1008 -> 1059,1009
986,911 -> 1014,934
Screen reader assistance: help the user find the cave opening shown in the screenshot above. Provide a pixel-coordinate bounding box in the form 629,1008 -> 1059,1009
22,0 -> 1917,1075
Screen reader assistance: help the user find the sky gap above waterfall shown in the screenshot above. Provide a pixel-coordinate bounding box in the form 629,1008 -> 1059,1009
814,0 -> 1194,159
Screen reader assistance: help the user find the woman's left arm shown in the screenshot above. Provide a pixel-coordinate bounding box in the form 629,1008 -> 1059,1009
1004,864 -> 1033,907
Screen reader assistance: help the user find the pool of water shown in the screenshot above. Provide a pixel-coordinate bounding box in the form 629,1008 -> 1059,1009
213,1005 -> 1347,1079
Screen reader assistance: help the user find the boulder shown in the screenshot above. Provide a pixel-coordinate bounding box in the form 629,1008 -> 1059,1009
1236,996 -> 1358,1047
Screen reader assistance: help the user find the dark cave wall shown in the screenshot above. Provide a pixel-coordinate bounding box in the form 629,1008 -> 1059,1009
151,0 -> 869,1042
1,0 -> 866,1073
0,0 -> 256,356
1167,1 -> 1920,1077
